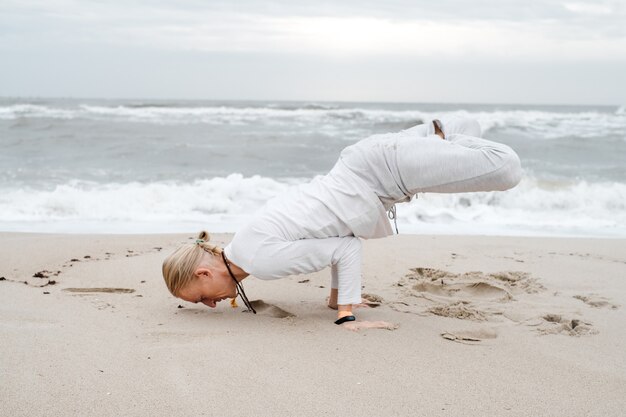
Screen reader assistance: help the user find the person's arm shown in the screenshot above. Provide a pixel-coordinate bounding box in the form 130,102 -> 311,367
251,235 -> 362,315
330,238 -> 363,321
328,239 -> 397,330
252,236 -> 396,330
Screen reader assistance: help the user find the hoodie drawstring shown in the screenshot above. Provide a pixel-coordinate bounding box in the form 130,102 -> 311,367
387,204 -> 398,234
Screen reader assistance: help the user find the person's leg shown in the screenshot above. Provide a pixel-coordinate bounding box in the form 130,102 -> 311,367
394,119 -> 521,195
439,115 -> 482,138
402,115 -> 482,139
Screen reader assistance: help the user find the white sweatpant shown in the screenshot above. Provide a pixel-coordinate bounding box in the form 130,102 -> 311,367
224,116 -> 522,305
340,115 -> 522,208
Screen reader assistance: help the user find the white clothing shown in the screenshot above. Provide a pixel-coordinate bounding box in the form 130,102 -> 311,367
224,116 -> 522,305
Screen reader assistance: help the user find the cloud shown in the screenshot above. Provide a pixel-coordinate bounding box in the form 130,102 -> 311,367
562,2 -> 614,15
1,1 -> 625,61
1,1 -> 625,103
104,15 -> 625,62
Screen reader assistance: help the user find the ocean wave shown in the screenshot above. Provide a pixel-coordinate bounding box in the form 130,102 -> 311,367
0,104 -> 76,119
469,109 -> 626,139
0,174 -> 291,223
266,103 -> 341,111
1,103 -> 624,139
1,174 -> 625,237
396,177 -> 626,233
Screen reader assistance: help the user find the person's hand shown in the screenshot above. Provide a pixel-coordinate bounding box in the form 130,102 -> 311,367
340,320 -> 398,331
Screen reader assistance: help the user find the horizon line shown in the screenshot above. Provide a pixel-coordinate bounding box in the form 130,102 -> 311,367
0,95 -> 622,108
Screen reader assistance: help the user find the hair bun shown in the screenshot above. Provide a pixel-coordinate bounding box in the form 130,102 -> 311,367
197,230 -> 211,241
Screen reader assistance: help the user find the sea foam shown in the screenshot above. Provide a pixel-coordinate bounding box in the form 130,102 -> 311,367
1,173 -> 624,237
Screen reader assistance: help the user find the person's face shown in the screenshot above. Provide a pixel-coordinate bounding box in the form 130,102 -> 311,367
176,267 -> 237,308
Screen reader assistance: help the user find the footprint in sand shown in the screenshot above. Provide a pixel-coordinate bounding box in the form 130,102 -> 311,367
412,280 -> 512,302
573,294 -> 619,309
403,268 -> 543,296
63,287 -> 136,294
392,268 -> 542,321
248,300 -> 295,318
536,314 -> 597,336
392,267 -> 604,338
441,327 -> 498,344
361,293 -> 384,307
427,301 -> 487,321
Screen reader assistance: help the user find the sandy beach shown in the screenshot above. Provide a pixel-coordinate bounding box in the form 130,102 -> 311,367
1,232 -> 625,416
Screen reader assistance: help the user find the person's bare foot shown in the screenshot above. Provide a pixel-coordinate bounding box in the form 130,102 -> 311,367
433,119 -> 445,139
340,320 -> 399,331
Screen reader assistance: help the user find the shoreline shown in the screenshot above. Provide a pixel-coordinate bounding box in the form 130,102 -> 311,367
2,228 -> 626,239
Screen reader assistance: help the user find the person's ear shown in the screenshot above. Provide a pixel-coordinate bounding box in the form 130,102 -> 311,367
194,267 -> 214,282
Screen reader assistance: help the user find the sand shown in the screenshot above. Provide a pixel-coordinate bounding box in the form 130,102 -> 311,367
1,232 -> 625,416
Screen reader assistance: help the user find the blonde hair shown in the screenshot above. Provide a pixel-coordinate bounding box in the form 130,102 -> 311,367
162,231 -> 223,296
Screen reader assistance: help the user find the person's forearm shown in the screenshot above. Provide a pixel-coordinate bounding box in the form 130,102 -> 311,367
331,238 -> 362,309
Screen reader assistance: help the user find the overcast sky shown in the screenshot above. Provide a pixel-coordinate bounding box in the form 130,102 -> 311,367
1,0 -> 625,105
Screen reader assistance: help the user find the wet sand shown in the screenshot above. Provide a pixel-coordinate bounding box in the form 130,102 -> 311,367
1,232 -> 625,416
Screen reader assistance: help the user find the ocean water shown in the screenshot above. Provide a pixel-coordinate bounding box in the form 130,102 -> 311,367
1,97 -> 625,237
